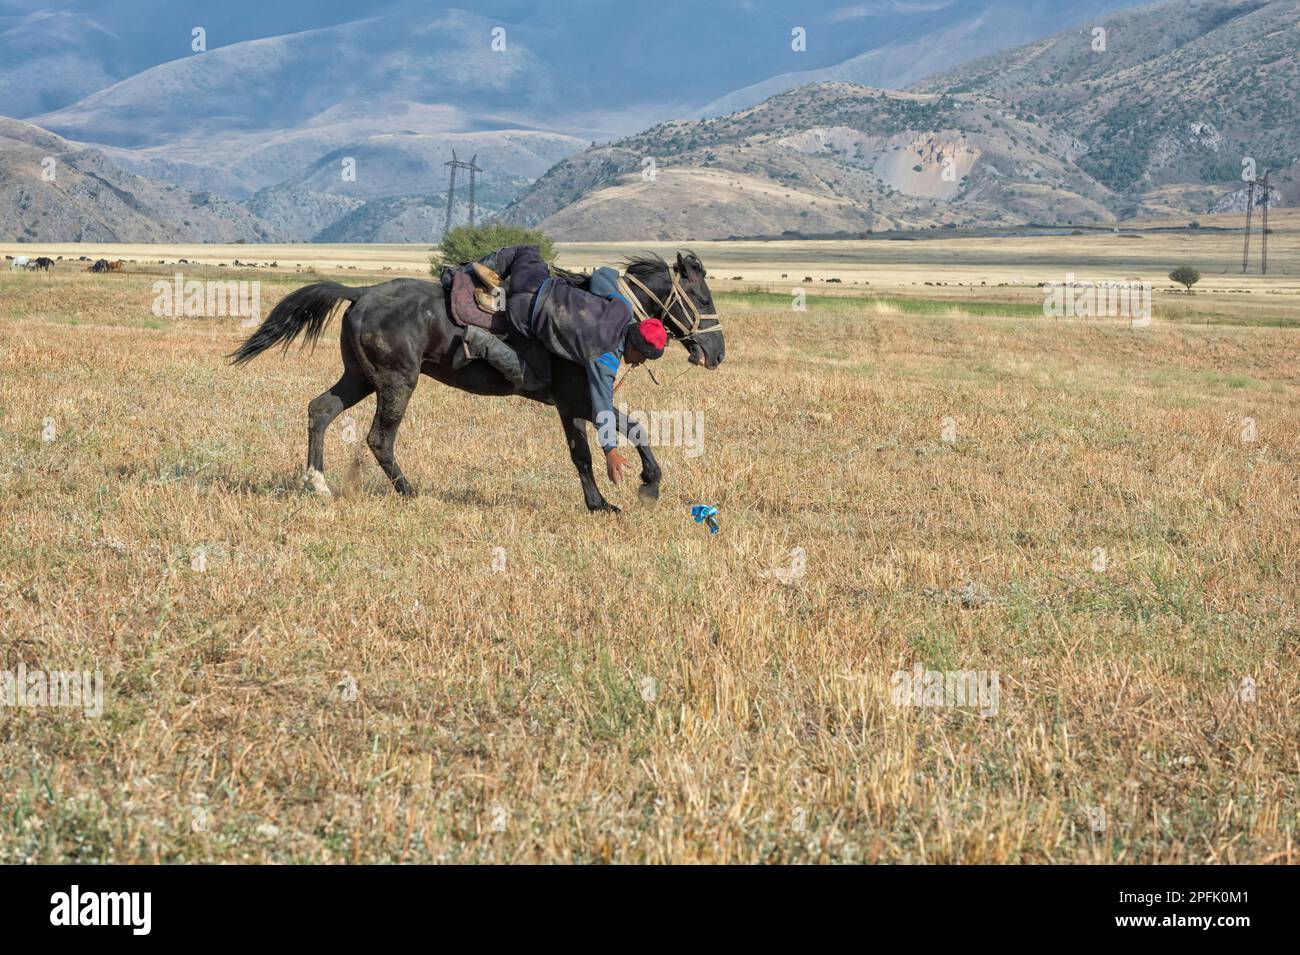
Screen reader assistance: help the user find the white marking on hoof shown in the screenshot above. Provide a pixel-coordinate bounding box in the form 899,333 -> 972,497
305,468 -> 332,499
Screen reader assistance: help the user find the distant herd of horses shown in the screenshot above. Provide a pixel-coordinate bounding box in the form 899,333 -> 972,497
7,255 -> 124,272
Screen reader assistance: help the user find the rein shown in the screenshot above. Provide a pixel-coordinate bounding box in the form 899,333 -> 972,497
615,359 -> 694,393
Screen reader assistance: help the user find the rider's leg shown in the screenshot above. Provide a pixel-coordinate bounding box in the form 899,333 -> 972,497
484,246 -> 550,296
457,326 -> 525,389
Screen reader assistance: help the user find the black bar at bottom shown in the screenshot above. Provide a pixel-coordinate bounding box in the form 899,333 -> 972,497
0,864 -> 1285,943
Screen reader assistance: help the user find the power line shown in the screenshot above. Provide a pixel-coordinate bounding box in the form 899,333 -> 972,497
442,151 -> 482,239
1241,168 -> 1270,275
1260,169 -> 1269,275
1241,176 -> 1255,274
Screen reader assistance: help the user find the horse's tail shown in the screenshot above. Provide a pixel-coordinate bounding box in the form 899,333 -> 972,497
228,282 -> 362,366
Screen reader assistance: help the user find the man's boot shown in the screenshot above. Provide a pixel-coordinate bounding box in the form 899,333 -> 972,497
457,325 -> 525,390
471,261 -> 501,289
471,254 -> 503,314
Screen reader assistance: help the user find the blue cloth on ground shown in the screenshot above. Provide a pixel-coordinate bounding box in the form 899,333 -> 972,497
691,504 -> 720,534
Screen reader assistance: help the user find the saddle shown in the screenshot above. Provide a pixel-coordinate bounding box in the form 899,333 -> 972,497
444,265 -> 508,334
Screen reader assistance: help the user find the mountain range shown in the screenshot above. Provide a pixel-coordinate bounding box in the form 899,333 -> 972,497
1,0 -> 1293,243
912,0 -> 1299,215
505,0 -> 1298,239
0,117 -> 279,243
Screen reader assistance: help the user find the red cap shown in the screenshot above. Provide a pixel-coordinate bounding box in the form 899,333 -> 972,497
628,318 -> 668,358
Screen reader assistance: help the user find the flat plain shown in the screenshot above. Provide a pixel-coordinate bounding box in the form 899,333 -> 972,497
1,216 -> 1296,862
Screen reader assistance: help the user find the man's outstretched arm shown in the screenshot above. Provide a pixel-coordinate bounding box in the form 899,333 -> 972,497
587,352 -> 626,483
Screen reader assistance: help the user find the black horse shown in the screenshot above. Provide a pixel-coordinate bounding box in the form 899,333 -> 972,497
230,252 -> 723,512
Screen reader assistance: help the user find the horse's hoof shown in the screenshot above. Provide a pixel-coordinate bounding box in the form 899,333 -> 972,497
588,501 -> 621,514
637,483 -> 660,507
304,468 -> 332,499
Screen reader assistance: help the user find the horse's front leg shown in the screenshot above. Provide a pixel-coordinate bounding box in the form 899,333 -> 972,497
557,410 -> 618,513
616,408 -> 661,504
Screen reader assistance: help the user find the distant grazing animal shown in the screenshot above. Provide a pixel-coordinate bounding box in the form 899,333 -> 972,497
107,260 -> 125,272
10,256 -> 30,270
32,257 -> 54,272
88,258 -> 110,273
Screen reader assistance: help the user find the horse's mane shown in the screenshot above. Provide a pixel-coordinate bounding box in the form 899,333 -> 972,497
549,264 -> 589,286
624,253 -> 670,278
549,253 -> 672,289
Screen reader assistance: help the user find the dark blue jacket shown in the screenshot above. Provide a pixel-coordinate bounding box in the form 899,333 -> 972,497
493,247 -> 633,452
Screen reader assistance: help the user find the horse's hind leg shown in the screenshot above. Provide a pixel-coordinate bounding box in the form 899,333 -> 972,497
307,365 -> 373,476
367,375 -> 418,496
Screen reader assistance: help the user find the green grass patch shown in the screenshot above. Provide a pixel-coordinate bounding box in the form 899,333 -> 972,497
719,289 -> 1048,319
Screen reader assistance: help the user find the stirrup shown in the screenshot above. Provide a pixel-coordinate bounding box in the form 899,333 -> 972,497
472,262 -> 501,288
459,326 -> 524,389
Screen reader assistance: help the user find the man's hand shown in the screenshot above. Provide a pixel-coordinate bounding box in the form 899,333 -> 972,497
605,448 -> 628,485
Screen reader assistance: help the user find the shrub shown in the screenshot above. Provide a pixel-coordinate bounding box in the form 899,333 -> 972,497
432,224 -> 555,274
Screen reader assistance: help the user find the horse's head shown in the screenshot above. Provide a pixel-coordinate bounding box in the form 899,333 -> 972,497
624,252 -> 724,370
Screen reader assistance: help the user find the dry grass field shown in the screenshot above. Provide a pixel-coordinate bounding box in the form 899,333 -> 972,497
1,229 -> 1297,863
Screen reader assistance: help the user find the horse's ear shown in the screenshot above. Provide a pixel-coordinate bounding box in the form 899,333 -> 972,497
676,251 -> 704,277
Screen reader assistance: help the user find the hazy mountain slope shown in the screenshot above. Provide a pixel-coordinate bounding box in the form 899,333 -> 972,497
28,7 -> 582,199
312,194 -> 452,243
0,117 -> 280,242
505,83 -> 1118,240
0,11 -> 136,118
242,187 -> 365,243
912,0 -> 1300,209
0,114 -> 511,245
34,9 -> 560,148
249,173 -> 527,242
237,130 -> 577,240
699,0 -> 1148,117
280,131 -> 581,199
0,0 -> 396,118
96,126 -> 585,201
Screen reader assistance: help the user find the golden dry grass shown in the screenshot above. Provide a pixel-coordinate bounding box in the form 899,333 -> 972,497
1,262 -> 1297,863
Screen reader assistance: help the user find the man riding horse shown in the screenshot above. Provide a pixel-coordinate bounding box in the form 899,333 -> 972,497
230,243 -> 723,511
459,245 -> 668,485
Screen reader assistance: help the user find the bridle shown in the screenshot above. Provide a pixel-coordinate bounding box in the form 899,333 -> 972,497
619,266 -> 723,342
